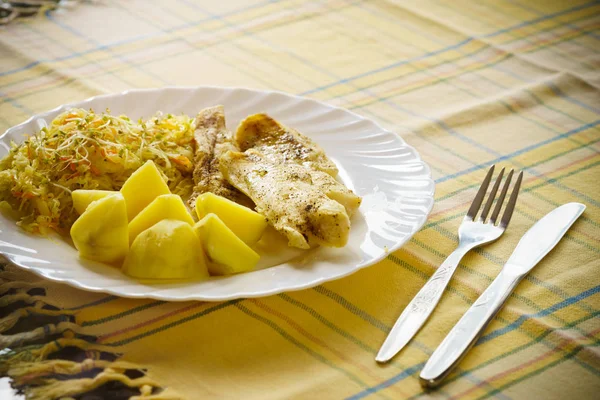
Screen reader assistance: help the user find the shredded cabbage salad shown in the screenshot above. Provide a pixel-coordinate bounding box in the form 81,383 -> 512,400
0,108 -> 196,234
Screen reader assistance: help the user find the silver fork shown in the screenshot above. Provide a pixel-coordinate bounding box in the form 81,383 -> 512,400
376,165 -> 523,363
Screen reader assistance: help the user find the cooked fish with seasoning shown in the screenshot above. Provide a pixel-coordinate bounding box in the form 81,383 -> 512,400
310,171 -> 361,217
235,113 -> 339,176
220,149 -> 351,249
189,106 -> 252,208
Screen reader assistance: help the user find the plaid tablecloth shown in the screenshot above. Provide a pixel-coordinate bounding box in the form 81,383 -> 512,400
1,1 -> 599,399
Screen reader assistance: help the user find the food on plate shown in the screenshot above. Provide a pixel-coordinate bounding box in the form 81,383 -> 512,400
70,193 -> 129,264
68,165 -> 206,279
121,160 -> 171,220
220,150 -> 352,249
220,112 -> 360,248
194,192 -> 267,246
189,106 -> 252,208
1,104 -> 362,281
194,213 -> 260,275
72,189 -> 116,215
309,171 -> 361,217
0,108 -> 195,234
123,219 -> 208,280
235,113 -> 339,176
128,194 -> 194,245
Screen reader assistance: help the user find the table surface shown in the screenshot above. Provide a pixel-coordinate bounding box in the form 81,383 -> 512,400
0,1 -> 599,399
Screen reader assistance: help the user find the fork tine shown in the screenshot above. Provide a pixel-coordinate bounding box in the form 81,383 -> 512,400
466,165 -> 495,220
479,167 -> 505,222
500,171 -> 523,228
490,169 -> 514,225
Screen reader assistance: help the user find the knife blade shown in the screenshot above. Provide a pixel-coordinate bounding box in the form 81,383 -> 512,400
504,203 -> 585,272
420,202 -> 585,388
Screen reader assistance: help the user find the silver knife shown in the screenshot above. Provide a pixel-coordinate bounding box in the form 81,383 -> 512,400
419,202 -> 585,388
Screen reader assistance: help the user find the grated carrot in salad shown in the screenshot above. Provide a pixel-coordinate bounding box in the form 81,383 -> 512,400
0,108 -> 196,235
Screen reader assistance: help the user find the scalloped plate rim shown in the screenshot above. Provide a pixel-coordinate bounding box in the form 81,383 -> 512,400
0,86 -> 435,301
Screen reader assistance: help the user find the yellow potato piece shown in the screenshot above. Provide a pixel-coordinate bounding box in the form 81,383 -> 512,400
72,190 -> 117,215
194,213 -> 260,276
195,192 -> 267,246
70,193 -> 129,264
123,219 -> 208,280
121,160 -> 171,220
128,194 -> 194,245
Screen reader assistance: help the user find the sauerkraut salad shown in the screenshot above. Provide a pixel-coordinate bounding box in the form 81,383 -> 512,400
0,108 -> 196,234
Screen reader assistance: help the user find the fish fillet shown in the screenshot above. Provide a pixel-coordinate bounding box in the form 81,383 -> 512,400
220,149 -> 352,249
310,172 -> 361,218
189,106 -> 252,208
235,113 -> 339,176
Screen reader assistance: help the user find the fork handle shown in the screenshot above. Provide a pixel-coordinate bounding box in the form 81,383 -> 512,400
420,268 -> 522,387
376,245 -> 473,362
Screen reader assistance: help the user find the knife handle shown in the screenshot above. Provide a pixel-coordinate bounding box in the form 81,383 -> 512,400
420,267 -> 523,388
376,246 -> 472,362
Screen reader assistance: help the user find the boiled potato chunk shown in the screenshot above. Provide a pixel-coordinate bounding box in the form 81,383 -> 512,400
72,190 -> 117,215
194,213 -> 260,275
123,219 -> 208,280
70,193 -> 129,264
121,160 -> 170,220
128,194 -> 194,245
195,192 -> 267,246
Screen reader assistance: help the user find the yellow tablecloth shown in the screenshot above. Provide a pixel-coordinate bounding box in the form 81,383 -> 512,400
1,1 -> 599,399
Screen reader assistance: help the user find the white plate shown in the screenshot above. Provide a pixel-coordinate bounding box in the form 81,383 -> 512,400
0,87 -> 434,301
